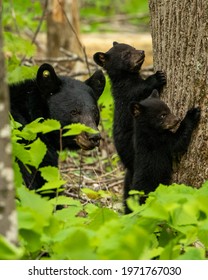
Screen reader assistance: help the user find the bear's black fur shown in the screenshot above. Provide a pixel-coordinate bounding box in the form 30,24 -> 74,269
10,63 -> 105,191
93,42 -> 166,209
129,90 -> 200,211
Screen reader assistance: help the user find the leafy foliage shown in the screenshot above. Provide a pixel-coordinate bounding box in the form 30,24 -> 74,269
2,176 -> 208,259
80,0 -> 150,32
7,109 -> 208,260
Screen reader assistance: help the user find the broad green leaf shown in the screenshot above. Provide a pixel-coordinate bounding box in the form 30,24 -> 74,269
49,196 -> 82,207
177,247 -> 205,260
12,141 -> 31,165
96,219 -> 150,260
19,229 -> 42,253
17,186 -> 53,219
26,138 -> 47,168
198,221 -> 208,247
0,235 -> 22,260
63,123 -> 98,137
39,166 -> 63,182
52,228 -> 96,260
23,119 -> 61,135
38,166 -> 66,192
37,180 -> 65,192
88,208 -> 119,230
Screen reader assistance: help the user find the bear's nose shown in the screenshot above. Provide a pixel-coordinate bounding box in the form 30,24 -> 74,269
89,133 -> 101,146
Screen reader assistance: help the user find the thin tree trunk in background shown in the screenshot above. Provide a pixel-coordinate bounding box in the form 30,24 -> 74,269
149,0 -> 208,187
0,0 -> 17,244
46,0 -> 81,60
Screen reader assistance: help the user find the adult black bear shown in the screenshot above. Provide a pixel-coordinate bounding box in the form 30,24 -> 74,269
129,90 -> 200,211
10,63 -> 105,191
93,42 -> 166,209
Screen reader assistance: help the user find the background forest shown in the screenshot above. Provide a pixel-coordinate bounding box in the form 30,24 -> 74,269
1,0 -> 208,260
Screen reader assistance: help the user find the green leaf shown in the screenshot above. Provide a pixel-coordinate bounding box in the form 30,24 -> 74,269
26,138 -> 47,168
96,218 -> 150,259
17,186 -> 53,220
19,119 -> 61,141
0,235 -> 22,260
38,166 -> 66,192
39,166 -> 62,182
52,228 -> 96,260
88,208 -> 119,230
63,123 -> 98,137
19,229 -> 42,253
49,196 -> 82,207
12,141 -> 31,165
7,59 -> 38,84
177,247 -> 205,260
23,119 -> 61,135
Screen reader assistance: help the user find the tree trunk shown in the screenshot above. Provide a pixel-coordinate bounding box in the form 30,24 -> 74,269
149,0 -> 208,187
0,0 -> 17,244
46,0 -> 81,60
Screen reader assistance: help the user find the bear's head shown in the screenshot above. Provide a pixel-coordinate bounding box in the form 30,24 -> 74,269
36,63 -> 106,150
93,41 -> 145,73
130,90 -> 180,132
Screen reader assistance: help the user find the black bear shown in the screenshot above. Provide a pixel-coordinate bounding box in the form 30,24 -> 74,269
93,42 -> 166,208
10,63 -> 105,191
129,90 -> 200,211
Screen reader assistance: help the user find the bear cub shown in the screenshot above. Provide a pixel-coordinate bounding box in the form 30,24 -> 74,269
94,42 -> 166,171
129,90 -> 200,210
93,41 -> 166,210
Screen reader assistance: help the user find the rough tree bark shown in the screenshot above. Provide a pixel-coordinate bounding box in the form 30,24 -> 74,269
0,0 -> 17,244
46,0 -> 82,59
149,0 -> 208,188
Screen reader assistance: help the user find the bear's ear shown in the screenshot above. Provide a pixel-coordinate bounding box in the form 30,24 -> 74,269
36,63 -> 61,97
129,102 -> 142,118
93,52 -> 107,67
149,89 -> 160,99
113,41 -> 119,46
85,70 -> 106,100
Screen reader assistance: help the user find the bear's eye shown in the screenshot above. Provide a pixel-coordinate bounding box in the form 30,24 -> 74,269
123,51 -> 131,59
71,109 -> 80,116
160,114 -> 167,120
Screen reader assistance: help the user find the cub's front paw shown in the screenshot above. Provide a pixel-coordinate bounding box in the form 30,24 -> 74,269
155,70 -> 166,86
186,107 -> 201,126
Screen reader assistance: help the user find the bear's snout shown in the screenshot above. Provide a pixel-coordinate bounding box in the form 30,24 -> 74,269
76,131 -> 101,150
88,132 -> 101,146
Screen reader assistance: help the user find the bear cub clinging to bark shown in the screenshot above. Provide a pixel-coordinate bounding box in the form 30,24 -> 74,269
93,42 -> 166,172
129,90 -> 200,209
93,42 -> 166,210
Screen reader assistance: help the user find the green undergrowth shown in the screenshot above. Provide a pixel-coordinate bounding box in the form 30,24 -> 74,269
0,117 -> 207,260
1,180 -> 208,260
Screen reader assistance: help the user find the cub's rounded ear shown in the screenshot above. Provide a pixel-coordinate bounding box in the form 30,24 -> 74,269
85,70 -> 106,100
113,41 -> 119,46
129,102 -> 142,118
149,89 -> 160,99
36,63 -> 61,97
93,52 -> 106,67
